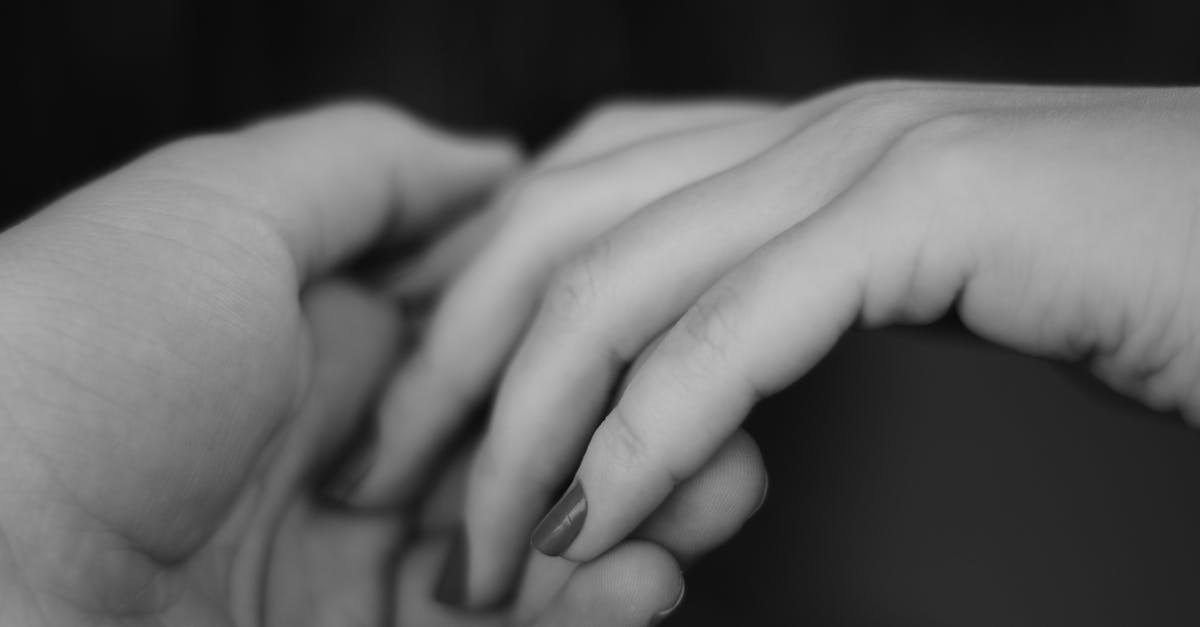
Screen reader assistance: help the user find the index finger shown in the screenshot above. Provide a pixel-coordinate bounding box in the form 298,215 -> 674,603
530,144 -> 975,560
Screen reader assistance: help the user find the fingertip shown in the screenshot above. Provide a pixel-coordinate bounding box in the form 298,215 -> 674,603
533,541 -> 684,627
595,542 -> 683,613
395,532 -> 506,627
406,129 -> 524,206
340,373 -> 416,505
468,133 -> 525,173
634,430 -> 767,561
437,131 -> 525,187
323,364 -> 445,509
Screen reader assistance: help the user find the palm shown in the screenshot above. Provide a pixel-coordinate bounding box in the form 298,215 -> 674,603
178,280 -> 413,627
0,98 -> 523,625
0,188 -> 410,625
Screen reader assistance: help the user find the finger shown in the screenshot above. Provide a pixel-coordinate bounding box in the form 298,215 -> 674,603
527,541 -> 684,627
616,333 -> 667,399
125,102 -> 520,281
489,80 -> 1108,459
632,430 -> 767,562
534,99 -> 774,170
510,430 -> 766,624
346,104 -> 799,509
415,438 -> 475,534
538,136 -> 975,561
379,205 -> 503,300
300,281 -> 407,462
463,81 -> 1017,603
380,100 -> 773,299
264,501 -> 404,627
396,533 -> 686,627
407,428 -> 762,621
395,534 -> 506,627
231,280 -> 405,625
249,280 -> 405,498
369,109 -> 805,602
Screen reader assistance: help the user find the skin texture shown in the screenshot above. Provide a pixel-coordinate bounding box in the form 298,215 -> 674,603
0,103 -> 765,626
349,83 -> 1200,609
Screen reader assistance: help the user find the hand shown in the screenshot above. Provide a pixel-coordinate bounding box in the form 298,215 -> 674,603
0,103 -> 714,626
332,100 -> 777,607
345,84 -> 1200,606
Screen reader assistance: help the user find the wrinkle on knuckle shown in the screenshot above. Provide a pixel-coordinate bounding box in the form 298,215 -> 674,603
674,284 -> 744,376
595,407 -> 658,479
542,241 -> 614,333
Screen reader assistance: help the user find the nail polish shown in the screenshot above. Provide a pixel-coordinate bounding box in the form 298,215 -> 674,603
321,440 -> 376,504
650,579 -> 686,625
530,479 -> 587,556
434,527 -> 468,607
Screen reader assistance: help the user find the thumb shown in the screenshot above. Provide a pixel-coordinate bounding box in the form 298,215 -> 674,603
261,279 -> 407,496
117,102 -> 522,281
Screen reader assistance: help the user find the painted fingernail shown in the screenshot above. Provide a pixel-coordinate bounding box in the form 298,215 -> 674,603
530,478 -> 587,556
321,440 -> 376,504
434,527 -> 468,608
650,578 -> 686,625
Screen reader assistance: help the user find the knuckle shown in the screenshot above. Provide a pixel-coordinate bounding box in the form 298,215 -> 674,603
674,284 -> 745,373
593,408 -> 657,477
542,245 -> 609,330
885,112 -> 993,189
832,88 -> 931,133
150,134 -> 258,186
476,432 -> 561,495
140,136 -> 285,235
832,78 -> 926,103
256,100 -> 418,147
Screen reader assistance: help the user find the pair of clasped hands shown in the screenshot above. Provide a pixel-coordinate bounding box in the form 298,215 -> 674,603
3,81 -> 1200,626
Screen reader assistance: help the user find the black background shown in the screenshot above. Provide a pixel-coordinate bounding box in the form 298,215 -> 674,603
10,1 -> 1200,624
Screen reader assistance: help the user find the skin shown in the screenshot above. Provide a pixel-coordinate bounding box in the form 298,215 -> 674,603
0,103 -> 764,626
347,82 -> 1200,608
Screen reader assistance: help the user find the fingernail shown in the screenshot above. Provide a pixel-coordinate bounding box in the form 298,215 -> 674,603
321,440 -> 376,504
650,578 -> 686,625
434,527 -> 468,608
530,478 -> 587,557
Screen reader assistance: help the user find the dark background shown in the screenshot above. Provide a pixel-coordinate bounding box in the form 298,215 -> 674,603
11,1 -> 1200,624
